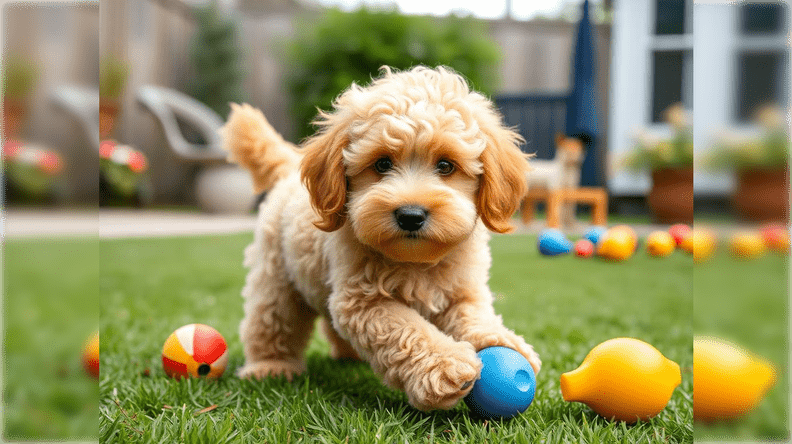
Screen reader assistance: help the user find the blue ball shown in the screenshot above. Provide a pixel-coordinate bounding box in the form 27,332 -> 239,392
464,347 -> 536,419
538,229 -> 572,256
584,226 -> 608,245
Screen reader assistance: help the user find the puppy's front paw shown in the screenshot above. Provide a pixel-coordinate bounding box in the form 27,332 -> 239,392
406,341 -> 482,411
466,330 -> 542,375
237,359 -> 305,381
512,340 -> 542,376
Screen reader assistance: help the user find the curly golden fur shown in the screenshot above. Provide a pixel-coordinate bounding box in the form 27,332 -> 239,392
222,66 -> 541,411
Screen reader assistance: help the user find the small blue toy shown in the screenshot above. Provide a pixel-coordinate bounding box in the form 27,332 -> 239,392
538,229 -> 572,256
464,347 -> 536,419
584,226 -> 608,245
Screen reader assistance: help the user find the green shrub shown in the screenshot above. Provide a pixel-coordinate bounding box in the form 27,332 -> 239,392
99,55 -> 130,100
189,1 -> 244,119
2,54 -> 39,100
284,8 -> 501,141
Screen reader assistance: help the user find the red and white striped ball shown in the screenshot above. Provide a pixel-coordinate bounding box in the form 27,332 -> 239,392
162,324 -> 228,379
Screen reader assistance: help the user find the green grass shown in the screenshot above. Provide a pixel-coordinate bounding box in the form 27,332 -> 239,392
97,233 -> 693,443
693,249 -> 789,442
3,238 -> 100,440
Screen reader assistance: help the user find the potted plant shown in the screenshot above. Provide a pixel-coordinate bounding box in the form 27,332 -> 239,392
624,103 -> 694,223
3,139 -> 66,203
704,104 -> 789,222
2,55 -> 39,139
99,139 -> 152,207
99,56 -> 130,139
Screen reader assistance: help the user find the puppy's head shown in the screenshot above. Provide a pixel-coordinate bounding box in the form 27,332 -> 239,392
301,66 -> 529,263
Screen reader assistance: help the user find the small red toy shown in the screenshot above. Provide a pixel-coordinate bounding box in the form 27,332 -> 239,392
668,224 -> 691,246
761,223 -> 789,253
575,239 -> 594,258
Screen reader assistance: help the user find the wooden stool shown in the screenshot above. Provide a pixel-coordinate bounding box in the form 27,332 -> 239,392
521,187 -> 608,228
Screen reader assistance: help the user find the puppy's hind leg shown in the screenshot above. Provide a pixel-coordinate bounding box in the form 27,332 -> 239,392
237,242 -> 318,381
321,318 -> 361,361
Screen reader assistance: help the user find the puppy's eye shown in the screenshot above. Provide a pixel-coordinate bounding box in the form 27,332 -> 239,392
374,157 -> 393,174
436,159 -> 455,175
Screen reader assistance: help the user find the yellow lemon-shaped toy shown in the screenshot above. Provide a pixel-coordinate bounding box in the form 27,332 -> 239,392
694,336 -> 777,422
597,228 -> 636,261
560,338 -> 681,422
646,231 -> 675,257
729,232 -> 766,260
680,230 -> 717,262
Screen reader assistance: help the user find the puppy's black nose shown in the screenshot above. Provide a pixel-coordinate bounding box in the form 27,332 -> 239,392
394,205 -> 427,232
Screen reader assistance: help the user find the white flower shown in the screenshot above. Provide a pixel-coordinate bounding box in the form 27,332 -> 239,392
110,145 -> 133,165
16,145 -> 45,165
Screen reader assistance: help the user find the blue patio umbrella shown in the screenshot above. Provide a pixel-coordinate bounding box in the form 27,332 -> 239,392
566,0 -> 599,186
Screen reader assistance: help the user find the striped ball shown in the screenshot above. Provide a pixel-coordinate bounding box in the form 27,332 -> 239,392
162,324 -> 228,379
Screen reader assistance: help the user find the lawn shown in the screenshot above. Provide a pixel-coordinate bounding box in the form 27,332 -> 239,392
3,238 -> 99,440
693,249 -> 789,442
95,232 -> 694,443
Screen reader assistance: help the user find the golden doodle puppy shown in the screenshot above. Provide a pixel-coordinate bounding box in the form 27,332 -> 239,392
222,66 -> 541,411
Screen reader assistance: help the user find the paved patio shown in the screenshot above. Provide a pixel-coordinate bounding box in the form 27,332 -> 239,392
3,209 -> 258,239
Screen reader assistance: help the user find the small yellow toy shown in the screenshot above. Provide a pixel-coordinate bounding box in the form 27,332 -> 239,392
646,231 -> 675,257
680,229 -> 717,262
560,338 -> 681,423
597,227 -> 636,261
729,232 -> 766,260
610,225 -> 637,251
694,336 -> 777,422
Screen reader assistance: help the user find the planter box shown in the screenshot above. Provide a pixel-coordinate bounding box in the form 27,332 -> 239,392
732,167 -> 789,222
100,98 -> 120,139
648,167 -> 693,224
3,98 -> 27,139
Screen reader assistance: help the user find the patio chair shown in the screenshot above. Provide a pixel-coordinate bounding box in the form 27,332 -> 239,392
136,85 -> 254,213
50,85 -> 100,154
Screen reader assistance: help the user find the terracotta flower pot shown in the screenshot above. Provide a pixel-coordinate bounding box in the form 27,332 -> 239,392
3,98 -> 28,139
648,167 -> 693,224
99,98 -> 120,139
732,167 -> 789,223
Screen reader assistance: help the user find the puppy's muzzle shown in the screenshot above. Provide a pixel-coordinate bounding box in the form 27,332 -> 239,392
394,205 -> 428,233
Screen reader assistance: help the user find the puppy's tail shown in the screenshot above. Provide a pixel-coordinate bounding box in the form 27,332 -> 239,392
220,103 -> 302,193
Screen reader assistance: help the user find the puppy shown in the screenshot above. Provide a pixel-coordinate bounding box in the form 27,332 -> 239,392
222,66 -> 541,411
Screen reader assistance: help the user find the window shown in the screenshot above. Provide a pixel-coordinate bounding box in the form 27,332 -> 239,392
651,51 -> 689,123
741,2 -> 786,35
655,0 -> 686,35
649,0 -> 692,124
736,51 -> 788,121
733,2 -> 789,122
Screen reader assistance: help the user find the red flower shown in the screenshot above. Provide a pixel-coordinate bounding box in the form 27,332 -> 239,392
3,139 -> 21,158
127,151 -> 148,173
100,140 -> 116,159
39,152 -> 64,175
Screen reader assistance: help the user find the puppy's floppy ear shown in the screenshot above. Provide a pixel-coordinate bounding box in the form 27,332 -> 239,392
477,124 -> 530,234
300,112 -> 349,232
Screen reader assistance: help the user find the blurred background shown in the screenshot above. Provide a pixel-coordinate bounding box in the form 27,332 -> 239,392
1,0 -> 790,441
6,0 -> 612,212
